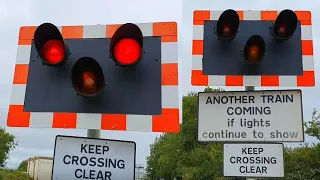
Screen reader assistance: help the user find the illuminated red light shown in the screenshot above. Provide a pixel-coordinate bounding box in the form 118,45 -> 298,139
113,38 -> 142,65
41,40 -> 65,65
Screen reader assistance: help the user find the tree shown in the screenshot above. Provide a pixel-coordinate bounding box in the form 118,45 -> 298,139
263,143 -> 320,180
17,160 -> 28,172
146,87 -> 228,179
0,127 -> 17,167
305,108 -> 320,140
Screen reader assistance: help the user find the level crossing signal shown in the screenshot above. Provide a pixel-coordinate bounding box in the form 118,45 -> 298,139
7,22 -> 180,133
191,9 -> 314,87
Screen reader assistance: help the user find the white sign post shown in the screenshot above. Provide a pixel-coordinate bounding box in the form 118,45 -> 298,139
197,90 -> 304,142
52,135 -> 136,180
223,143 -> 284,178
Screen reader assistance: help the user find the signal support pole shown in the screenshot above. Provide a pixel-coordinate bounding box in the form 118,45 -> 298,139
245,86 -> 255,91
87,129 -> 100,138
245,85 -> 256,180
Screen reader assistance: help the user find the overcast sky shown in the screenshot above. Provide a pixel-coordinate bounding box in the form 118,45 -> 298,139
0,0 -> 320,168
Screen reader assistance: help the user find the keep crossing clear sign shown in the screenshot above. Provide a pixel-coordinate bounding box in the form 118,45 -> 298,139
223,143 -> 284,178
197,90 -> 304,142
52,135 -> 136,180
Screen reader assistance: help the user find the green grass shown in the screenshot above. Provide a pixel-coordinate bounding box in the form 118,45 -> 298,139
0,169 -> 33,180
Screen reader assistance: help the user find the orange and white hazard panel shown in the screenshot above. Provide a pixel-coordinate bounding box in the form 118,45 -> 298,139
7,22 -> 180,133
191,10 -> 314,87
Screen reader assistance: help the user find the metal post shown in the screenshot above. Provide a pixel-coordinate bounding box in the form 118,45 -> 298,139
245,86 -> 256,180
87,129 -> 100,138
245,86 -> 255,91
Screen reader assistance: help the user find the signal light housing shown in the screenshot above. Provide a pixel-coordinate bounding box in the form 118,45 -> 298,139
243,35 -> 265,64
33,23 -> 70,66
8,22 -> 180,133
22,23 -> 163,115
192,9 -> 311,87
216,9 -> 239,40
71,57 -> 105,97
110,23 -> 143,66
272,9 -> 298,40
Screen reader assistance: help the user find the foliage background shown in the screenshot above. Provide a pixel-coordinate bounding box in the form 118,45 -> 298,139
0,169 -> 32,180
0,127 -> 16,168
0,127 -> 31,180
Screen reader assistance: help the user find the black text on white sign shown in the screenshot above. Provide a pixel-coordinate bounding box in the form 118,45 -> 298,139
198,90 -> 304,142
223,143 -> 284,177
52,135 -> 136,180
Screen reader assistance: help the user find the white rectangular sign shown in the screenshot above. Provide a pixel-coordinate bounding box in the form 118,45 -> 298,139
198,90 -> 304,142
52,135 -> 136,180
223,143 -> 284,177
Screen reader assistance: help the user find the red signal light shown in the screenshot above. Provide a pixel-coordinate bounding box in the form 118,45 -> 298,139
34,23 -> 69,66
71,57 -> 105,97
243,35 -> 265,64
221,24 -> 231,37
113,38 -> 142,65
216,9 -> 239,40
277,24 -> 286,33
273,9 -> 298,40
41,40 -> 65,65
110,23 -> 143,66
